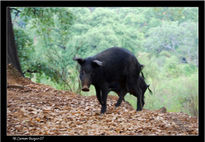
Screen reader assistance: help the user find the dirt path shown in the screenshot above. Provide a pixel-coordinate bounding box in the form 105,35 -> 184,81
7,64 -> 198,136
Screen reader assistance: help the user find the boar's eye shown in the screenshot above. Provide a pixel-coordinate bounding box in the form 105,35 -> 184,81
79,70 -> 85,80
80,70 -> 84,75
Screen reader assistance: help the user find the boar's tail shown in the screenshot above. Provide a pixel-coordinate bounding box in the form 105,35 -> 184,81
140,71 -> 145,79
148,86 -> 153,95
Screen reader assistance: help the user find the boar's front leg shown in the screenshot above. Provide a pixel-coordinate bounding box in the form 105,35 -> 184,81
100,88 -> 109,114
95,86 -> 102,105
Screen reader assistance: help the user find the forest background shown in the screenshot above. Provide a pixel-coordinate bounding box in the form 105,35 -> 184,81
11,7 -> 198,116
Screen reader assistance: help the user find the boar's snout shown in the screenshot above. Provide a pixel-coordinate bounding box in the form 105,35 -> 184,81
82,85 -> 90,92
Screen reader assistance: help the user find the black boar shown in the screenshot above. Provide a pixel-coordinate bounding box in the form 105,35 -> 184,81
74,47 -> 143,113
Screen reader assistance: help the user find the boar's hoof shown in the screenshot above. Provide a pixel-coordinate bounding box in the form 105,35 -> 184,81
137,108 -> 143,111
115,103 -> 120,107
100,107 -> 106,114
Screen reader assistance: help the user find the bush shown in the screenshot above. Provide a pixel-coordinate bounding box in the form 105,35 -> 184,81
144,72 -> 198,116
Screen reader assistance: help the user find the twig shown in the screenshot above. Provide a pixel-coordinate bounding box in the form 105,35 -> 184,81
7,85 -> 24,89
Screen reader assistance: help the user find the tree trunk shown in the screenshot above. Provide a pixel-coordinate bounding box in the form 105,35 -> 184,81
7,7 -> 23,76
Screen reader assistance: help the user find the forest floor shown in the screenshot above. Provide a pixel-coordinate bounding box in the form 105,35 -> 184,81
7,64 -> 198,136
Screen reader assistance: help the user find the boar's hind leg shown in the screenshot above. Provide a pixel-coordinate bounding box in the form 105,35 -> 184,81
100,89 -> 109,114
136,89 -> 143,111
142,93 -> 145,108
115,92 -> 126,107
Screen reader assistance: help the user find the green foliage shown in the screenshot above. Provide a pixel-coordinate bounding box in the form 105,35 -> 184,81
12,7 -> 198,116
13,27 -> 36,77
144,72 -> 198,116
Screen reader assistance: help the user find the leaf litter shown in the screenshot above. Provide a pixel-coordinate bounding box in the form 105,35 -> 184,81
7,64 -> 198,136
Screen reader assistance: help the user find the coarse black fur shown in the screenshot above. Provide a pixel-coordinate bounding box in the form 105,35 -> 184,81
113,76 -> 152,108
74,47 -> 143,114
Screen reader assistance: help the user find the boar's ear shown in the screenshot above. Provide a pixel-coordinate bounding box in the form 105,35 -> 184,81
73,57 -> 85,65
92,60 -> 103,67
